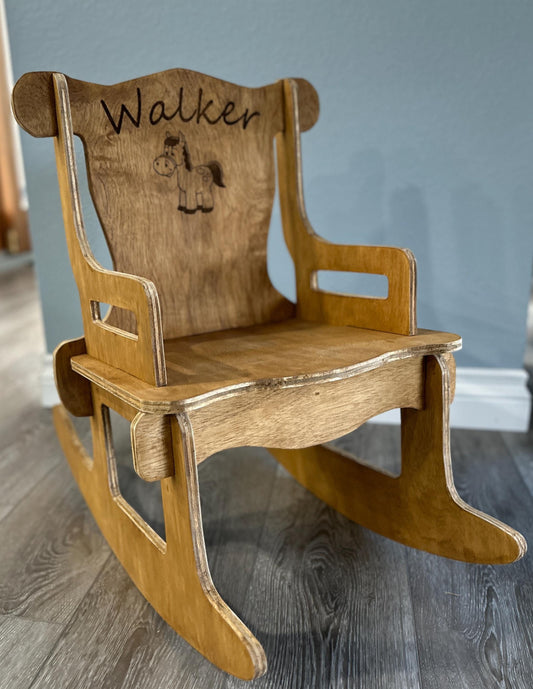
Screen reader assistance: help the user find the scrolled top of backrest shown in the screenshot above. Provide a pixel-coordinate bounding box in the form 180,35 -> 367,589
12,69 -> 319,138
12,69 -> 319,339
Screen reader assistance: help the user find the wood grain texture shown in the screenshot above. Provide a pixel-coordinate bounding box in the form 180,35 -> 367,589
407,428 -> 533,689
70,320 -> 461,414
27,448 -> 280,689
270,355 -> 526,564
4,266 -> 533,688
0,267 -> 44,452
52,73 -> 167,386
502,429 -> 533,497
54,336 -> 93,416
0,268 -> 63,523
11,70 -> 318,138
12,70 -> 318,346
276,79 -> 417,335
70,70 -> 295,341
190,356 -> 426,463
0,413 -> 61,520
0,461 -> 110,624
0,614 -> 64,689
11,65 -> 529,681
224,452 -> 423,689
131,412 -> 173,481
54,389 -> 266,680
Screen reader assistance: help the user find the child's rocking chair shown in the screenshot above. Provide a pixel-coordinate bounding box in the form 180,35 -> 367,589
12,68 -> 526,680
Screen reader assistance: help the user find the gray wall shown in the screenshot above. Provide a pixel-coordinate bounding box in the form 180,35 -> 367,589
7,0 -> 533,368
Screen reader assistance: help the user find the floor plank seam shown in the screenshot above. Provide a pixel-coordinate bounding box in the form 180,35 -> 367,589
0,456 -> 64,525
0,611 -> 64,629
0,504 -> 16,524
26,551 -> 114,689
402,547 -> 425,689
501,432 -> 533,503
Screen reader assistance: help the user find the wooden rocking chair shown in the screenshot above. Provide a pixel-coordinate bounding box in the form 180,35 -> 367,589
12,69 -> 526,680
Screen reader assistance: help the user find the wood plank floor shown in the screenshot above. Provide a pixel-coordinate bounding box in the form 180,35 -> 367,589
1,265 -> 532,688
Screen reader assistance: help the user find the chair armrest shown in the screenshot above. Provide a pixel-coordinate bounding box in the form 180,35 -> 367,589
82,267 -> 166,386
276,78 -> 417,335
300,237 -> 417,335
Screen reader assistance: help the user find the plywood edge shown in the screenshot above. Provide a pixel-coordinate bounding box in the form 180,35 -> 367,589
69,337 -> 461,414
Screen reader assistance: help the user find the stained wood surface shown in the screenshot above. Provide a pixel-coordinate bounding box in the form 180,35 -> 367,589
12,70 -> 319,344
70,320 -> 461,413
53,391 -> 266,680
2,266 -> 533,688
54,336 -> 93,416
276,79 -> 417,335
131,412 -> 174,481
271,355 -> 525,564
190,356 -> 426,462
52,73 -> 167,386
72,70 -> 296,341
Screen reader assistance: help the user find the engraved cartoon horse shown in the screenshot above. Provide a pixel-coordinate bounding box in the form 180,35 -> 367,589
153,131 -> 225,213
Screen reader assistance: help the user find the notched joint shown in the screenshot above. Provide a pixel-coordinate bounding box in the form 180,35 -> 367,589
131,413 -> 174,481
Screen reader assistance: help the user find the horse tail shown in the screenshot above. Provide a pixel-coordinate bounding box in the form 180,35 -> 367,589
206,160 -> 225,187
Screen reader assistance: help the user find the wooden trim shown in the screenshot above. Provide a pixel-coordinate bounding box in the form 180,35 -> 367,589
190,356 -> 425,463
69,330 -> 461,414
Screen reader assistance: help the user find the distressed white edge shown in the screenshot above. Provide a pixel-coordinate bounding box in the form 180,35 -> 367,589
40,354 -> 531,432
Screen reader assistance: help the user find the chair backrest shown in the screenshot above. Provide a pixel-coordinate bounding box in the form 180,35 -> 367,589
12,69 -> 319,340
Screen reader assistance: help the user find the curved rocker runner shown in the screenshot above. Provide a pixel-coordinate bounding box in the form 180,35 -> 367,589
12,68 -> 526,681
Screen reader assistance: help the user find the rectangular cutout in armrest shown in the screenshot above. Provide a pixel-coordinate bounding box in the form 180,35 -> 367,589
314,271 -> 389,299
90,301 -> 138,338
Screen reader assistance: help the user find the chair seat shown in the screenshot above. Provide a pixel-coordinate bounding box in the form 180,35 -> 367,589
71,318 -> 461,413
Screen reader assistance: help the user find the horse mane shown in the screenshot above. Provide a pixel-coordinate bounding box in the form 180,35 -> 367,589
164,133 -> 192,171
182,139 -> 192,171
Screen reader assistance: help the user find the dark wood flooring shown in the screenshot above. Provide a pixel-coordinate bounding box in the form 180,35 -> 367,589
1,265 -> 532,688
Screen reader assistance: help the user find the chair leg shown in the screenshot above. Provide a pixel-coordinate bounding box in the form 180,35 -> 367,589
53,393 -> 266,680
270,354 -> 526,564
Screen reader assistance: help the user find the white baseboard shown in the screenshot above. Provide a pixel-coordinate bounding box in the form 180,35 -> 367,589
40,354 -> 531,432
41,353 -> 60,408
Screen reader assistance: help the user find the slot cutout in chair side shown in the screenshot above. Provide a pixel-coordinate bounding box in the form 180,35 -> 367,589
90,301 -> 138,337
315,270 -> 389,300
102,406 -> 165,541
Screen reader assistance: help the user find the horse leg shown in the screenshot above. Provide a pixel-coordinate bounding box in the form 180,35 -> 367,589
178,188 -> 187,212
201,187 -> 214,212
185,187 -> 199,213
